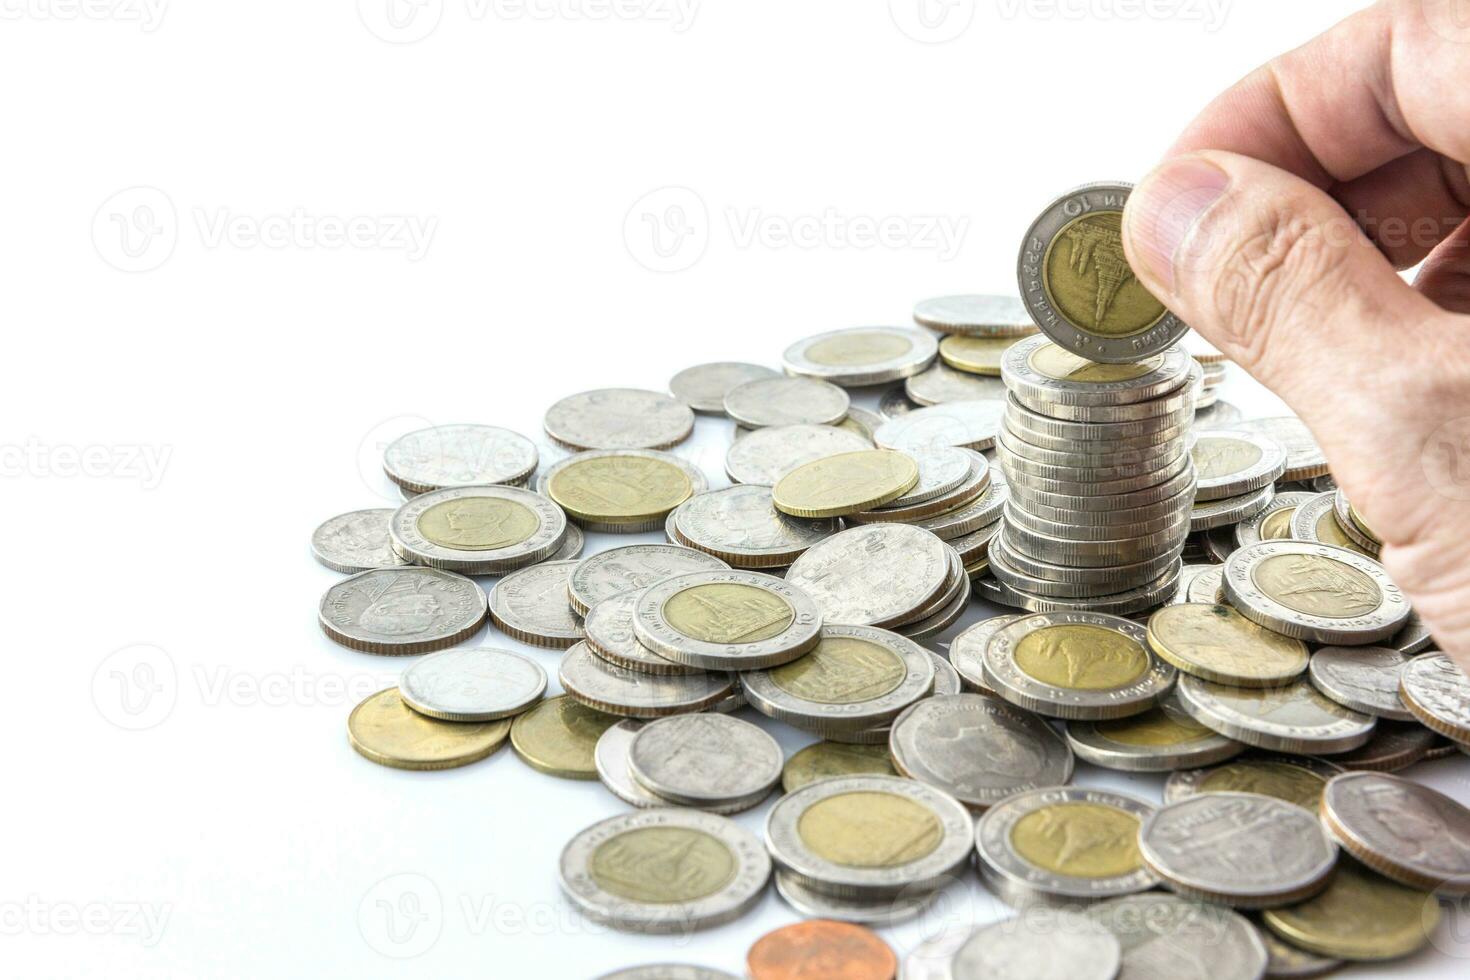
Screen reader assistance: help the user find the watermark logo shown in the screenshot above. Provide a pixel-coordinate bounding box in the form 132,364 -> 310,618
994,0 -> 1230,32
92,186 -> 177,273
624,186 -> 709,273
92,644 -> 177,731
0,438 -> 171,488
359,0 -> 698,43
356,413 -> 439,502
0,0 -> 169,30
1421,417 -> 1470,502
0,897 -> 171,946
358,873 -> 443,958
357,0 -> 444,43
889,0 -> 975,43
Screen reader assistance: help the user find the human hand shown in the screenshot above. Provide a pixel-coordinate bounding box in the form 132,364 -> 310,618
1122,0 -> 1470,671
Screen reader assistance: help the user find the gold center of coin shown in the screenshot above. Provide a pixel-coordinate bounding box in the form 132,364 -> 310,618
1042,211 -> 1167,337
797,791 -> 943,868
1263,861 -> 1438,960
662,583 -> 795,644
1013,624 -> 1149,690
1096,704 -> 1213,746
784,743 -> 896,792
1028,343 -> 1160,382
418,497 -> 539,551
511,696 -> 617,776
1199,761 -> 1327,810
547,455 -> 692,521
942,336 -> 1014,372
774,450 -> 920,516
1149,604 -> 1308,681
1261,507 -> 1297,540
1252,554 -> 1382,619
769,637 -> 906,704
1191,437 -> 1264,479
588,827 -> 736,904
1010,803 -> 1143,878
1314,511 -> 1372,556
804,332 -> 914,366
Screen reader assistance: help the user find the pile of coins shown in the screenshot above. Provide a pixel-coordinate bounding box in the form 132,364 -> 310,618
306,179 -> 1470,979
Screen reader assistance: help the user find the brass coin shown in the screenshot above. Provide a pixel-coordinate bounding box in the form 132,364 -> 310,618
347,687 -> 511,770
1263,859 -> 1440,961
663,582 -> 795,644
1309,508 -> 1375,557
1012,801 -> 1146,879
772,449 -> 920,518
509,694 -> 619,779
781,741 -> 897,794
1170,757 -> 1341,812
544,451 -> 696,527
1252,553 -> 1383,618
589,825 -> 737,904
938,335 -> 1014,376
1043,209 -> 1167,340
1146,603 -> 1309,686
797,790 -> 944,868
1014,624 -> 1150,690
418,495 -> 539,551
1258,506 -> 1298,541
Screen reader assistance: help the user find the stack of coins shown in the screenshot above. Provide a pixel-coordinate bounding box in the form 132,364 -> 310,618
988,335 -> 1198,615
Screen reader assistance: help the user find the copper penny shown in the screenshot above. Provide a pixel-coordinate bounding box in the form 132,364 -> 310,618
747,919 -> 897,980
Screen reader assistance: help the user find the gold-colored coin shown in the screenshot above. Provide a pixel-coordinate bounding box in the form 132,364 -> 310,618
1253,554 -> 1383,618
588,825 -> 737,904
1042,210 -> 1167,339
1192,436 -> 1264,480
1027,343 -> 1160,383
804,331 -> 915,366
1313,509 -> 1375,557
938,335 -> 1014,376
545,453 -> 693,525
1198,759 -> 1332,811
781,741 -> 897,794
1147,603 -> 1309,686
1095,702 -> 1216,747
417,496 -> 539,551
1259,507 -> 1298,541
1010,802 -> 1143,878
769,636 -> 907,705
772,449 -> 919,518
1013,624 -> 1149,690
347,687 -> 511,770
1348,503 -> 1381,543
662,582 -> 795,643
796,790 -> 943,867
509,694 -> 618,779
1263,859 -> 1440,961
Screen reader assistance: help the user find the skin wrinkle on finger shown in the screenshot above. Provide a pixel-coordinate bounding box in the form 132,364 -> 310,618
1332,150 -> 1470,269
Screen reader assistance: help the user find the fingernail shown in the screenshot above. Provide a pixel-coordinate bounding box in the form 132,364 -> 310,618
1126,156 -> 1230,293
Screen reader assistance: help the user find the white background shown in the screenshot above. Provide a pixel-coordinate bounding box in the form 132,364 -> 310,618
6,0 -> 1470,977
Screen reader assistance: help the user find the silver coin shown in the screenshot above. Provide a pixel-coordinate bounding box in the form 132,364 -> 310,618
786,524 -> 951,628
1309,473 -> 1338,493
1332,719 -> 1437,772
901,475 -> 1010,540
836,406 -> 883,442
1005,404 -> 1192,452
905,361 -> 1010,407
668,362 -> 778,414
1254,921 -> 1341,979
850,451 -> 992,525
900,925 -> 974,980
583,592 -> 699,675
764,774 -> 973,898
896,555 -> 973,640
874,400 -> 1008,452
1085,894 -> 1268,980
1186,566 -> 1225,604
995,520 -> 1187,576
1163,754 -> 1344,809
1233,491 -> 1316,548
567,543 -> 728,616
1000,335 -> 1192,407
914,293 -> 1038,337
1288,492 -> 1372,556
951,911 -> 1122,980
879,385 -> 919,418
1176,675 -> 1376,755
724,423 -> 871,486
558,808 -> 769,933
783,326 -> 938,387
598,966 -> 739,980
951,518 -> 1003,565
594,719 -> 663,807
389,485 -> 567,574
886,446 -> 973,506
1008,463 -> 1196,514
488,559 -> 584,649
1231,417 -> 1328,481
628,713 -> 782,809
888,692 -> 1074,810
815,652 -> 958,746
1138,793 -> 1338,908
1307,646 -> 1413,721
546,522 -> 585,560
1222,540 -> 1410,645
398,647 -> 546,721
1065,694 -> 1245,772
1399,651 -> 1470,744
976,787 -> 1159,907
633,570 -> 823,670
1320,771 -> 1470,894
671,485 -> 839,567
773,869 -> 936,926
382,423 -> 538,493
544,388 -> 695,451
740,625 -> 935,732
723,376 -> 849,428
988,549 -> 1183,617
1008,368 -> 1199,426
318,566 -> 486,655
558,642 -> 733,718
1168,563 -> 1219,605
949,615 -> 1021,692
311,508 -> 408,573
1192,431 -> 1289,502
1195,399 -> 1244,428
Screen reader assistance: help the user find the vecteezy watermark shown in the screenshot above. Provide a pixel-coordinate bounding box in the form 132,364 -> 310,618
357,0 -> 698,43
1421,417 -> 1470,502
359,873 -> 443,959
0,897 -> 172,947
192,665 -> 393,710
0,438 -> 172,489
888,0 -> 976,43
994,0 -> 1231,32
92,644 -> 178,731
0,0 -> 168,30
624,187 -> 969,272
92,187 -> 437,272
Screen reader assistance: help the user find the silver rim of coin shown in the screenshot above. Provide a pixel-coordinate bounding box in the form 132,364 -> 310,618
1222,540 -> 1411,644
567,543 -> 729,616
913,294 -> 1037,336
628,713 -> 782,809
1288,491 -> 1356,549
849,452 -> 993,526
739,625 -> 935,733
557,808 -> 770,933
879,385 -> 918,418
1175,674 -> 1376,755
389,485 -> 568,574
594,720 -> 664,808
837,406 -> 882,442
488,559 -> 584,648
905,362 -> 1010,406
536,449 -> 708,532
1000,335 -> 1193,407
724,423 -> 872,486
1232,416 -> 1328,480
632,569 -> 822,670
1307,645 -> 1414,721
786,524 -> 952,628
1399,651 -> 1470,743
670,485 -> 839,567
781,326 -> 938,386
883,446 -> 972,506
1007,364 -> 1199,425
873,400 -> 1007,452
1321,771 -> 1470,894
1332,720 -> 1437,772
668,362 -> 778,414
557,642 -> 733,718
772,869 -> 937,927
948,615 -> 1019,692
544,388 -> 695,451
951,910 -> 1122,980
1191,430 -> 1289,501
1233,490 -> 1316,548
723,376 -> 849,428
975,787 -> 1159,905
764,774 -> 973,898
382,423 -> 539,493
310,508 -> 408,573
1163,753 -> 1343,808
398,647 -> 547,721
1065,694 -> 1245,772
582,592 -> 700,675
319,566 -> 486,655
1086,894 -> 1268,980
